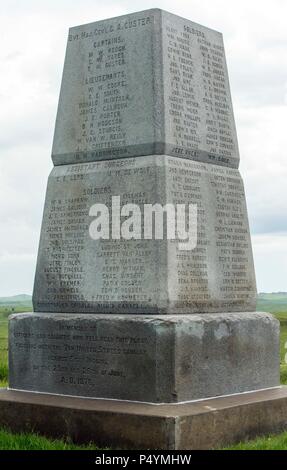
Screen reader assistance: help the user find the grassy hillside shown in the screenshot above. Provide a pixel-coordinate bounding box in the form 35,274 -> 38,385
0,294 -> 32,319
0,300 -> 32,387
0,294 -> 32,303
257,292 -> 287,313
0,316 -> 8,387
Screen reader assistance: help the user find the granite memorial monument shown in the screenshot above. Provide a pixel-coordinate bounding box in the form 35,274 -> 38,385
2,9 -> 284,449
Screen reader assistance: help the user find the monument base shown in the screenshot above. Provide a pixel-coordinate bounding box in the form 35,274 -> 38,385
9,312 -> 279,403
0,387 -> 287,449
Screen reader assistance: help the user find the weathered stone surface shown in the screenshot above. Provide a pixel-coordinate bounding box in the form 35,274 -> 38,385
9,312 -> 279,403
32,155 -> 256,314
52,9 -> 239,168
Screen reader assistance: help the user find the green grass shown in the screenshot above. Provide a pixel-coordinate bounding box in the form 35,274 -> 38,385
224,312 -> 287,449
0,313 -> 8,388
0,428 -> 100,450
0,306 -> 31,318
273,312 -> 287,385
257,293 -> 287,313
226,431 -> 287,450
0,306 -> 31,387
0,363 -> 8,384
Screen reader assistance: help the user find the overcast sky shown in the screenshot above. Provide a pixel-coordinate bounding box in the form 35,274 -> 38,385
0,0 -> 287,296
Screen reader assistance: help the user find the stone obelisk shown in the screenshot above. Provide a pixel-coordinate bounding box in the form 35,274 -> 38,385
9,9 -> 279,405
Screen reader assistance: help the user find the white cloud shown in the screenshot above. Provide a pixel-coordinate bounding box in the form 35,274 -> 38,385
0,0 -> 286,295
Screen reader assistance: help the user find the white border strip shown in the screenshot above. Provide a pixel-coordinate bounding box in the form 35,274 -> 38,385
7,385 -> 282,406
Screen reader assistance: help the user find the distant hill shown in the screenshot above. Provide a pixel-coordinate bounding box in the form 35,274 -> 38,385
0,292 -> 286,313
257,292 -> 287,313
0,295 -> 32,315
0,294 -> 32,304
0,295 -> 32,318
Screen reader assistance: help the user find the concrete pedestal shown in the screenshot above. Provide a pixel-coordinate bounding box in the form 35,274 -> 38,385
1,387 -> 287,449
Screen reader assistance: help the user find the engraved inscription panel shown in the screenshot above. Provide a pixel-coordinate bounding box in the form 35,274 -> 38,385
52,9 -> 239,168
162,11 -> 239,167
166,158 -> 256,312
34,157 -> 168,313
9,314 -> 158,401
52,9 -> 161,165
33,155 -> 256,314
